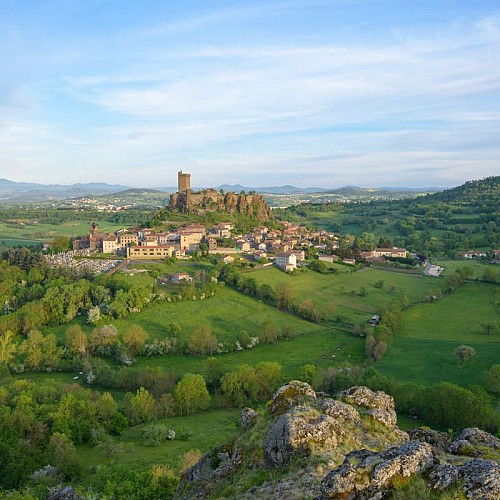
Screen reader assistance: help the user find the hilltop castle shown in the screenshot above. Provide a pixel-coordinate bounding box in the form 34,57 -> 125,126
169,171 -> 273,222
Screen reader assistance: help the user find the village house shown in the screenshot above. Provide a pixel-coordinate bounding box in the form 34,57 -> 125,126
290,249 -> 305,261
127,245 -> 174,259
275,252 -> 297,272
319,254 -> 339,263
462,250 -> 487,259
364,247 -> 408,260
170,272 -> 193,283
254,250 -> 268,261
222,254 -> 235,264
142,235 -> 158,247
119,233 -> 139,247
102,235 -> 119,254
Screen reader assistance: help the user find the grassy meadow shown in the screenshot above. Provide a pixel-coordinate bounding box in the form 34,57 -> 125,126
242,265 -> 446,325
77,408 -> 241,473
0,219 -> 124,243
376,283 -> 500,387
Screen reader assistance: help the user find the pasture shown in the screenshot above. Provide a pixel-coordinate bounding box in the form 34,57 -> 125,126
132,326 -> 364,380
376,283 -> 500,388
243,265 -> 446,325
77,408 -> 240,472
0,219 -> 124,242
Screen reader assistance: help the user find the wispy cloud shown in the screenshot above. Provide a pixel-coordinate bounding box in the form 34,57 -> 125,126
1,2 -> 500,186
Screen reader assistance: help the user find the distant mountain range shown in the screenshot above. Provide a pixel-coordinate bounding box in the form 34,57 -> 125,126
0,179 -> 131,202
0,178 -> 444,203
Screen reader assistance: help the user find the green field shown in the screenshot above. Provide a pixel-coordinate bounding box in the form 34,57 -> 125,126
77,408 -> 240,473
376,283 -> 500,387
433,258 -> 496,279
132,327 -> 364,380
0,219 -> 124,242
48,285 -> 327,346
242,265 -> 445,325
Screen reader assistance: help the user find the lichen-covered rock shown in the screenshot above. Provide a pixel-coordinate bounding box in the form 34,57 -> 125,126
459,459 -> 500,499
448,428 -> 500,458
175,446 -> 241,499
263,407 -> 340,467
47,487 -> 81,500
338,386 -> 394,412
409,426 -> 452,449
455,428 -> 500,448
270,380 -> 316,416
366,408 -> 397,430
428,463 -> 460,490
429,459 -> 500,499
240,407 -> 258,429
449,439 -> 480,457
321,398 -> 361,423
320,441 -> 435,498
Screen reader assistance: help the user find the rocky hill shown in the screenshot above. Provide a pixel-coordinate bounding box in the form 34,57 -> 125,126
176,381 -> 500,499
169,189 -> 274,222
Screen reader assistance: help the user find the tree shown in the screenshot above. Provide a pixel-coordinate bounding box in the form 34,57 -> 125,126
19,330 -> 44,370
0,330 -> 16,365
485,364 -> 500,395
96,392 -> 118,427
87,306 -> 101,324
221,365 -> 259,406
238,330 -> 251,348
124,387 -> 157,425
482,268 -> 497,284
90,324 -> 119,350
169,322 -> 182,336
123,324 -> 149,356
454,345 -> 476,367
481,322 -> 498,336
158,393 -> 177,417
50,235 -> 70,253
276,283 -> 293,309
259,321 -> 278,344
65,324 -> 88,358
309,260 -> 327,273
174,373 -> 210,415
206,357 -> 223,389
188,326 -> 218,355
48,432 -> 82,479
300,364 -> 317,384
255,361 -> 283,399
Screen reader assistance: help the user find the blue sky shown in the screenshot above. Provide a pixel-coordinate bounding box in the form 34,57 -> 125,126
1,0 -> 500,188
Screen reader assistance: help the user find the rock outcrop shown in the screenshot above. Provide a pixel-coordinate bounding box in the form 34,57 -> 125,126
176,446 -> 241,499
339,385 -> 397,430
240,407 -> 258,430
169,189 -> 274,222
47,487 -> 81,500
319,441 -> 436,498
408,426 -> 452,450
263,406 -> 342,466
175,381 -> 500,500
429,458 -> 500,499
448,427 -> 500,458
321,398 -> 361,423
269,380 -> 317,416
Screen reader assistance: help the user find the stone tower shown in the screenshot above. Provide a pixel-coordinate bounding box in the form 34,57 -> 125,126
178,170 -> 191,192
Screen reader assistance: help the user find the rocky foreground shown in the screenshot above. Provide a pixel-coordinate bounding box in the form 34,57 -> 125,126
176,381 -> 500,499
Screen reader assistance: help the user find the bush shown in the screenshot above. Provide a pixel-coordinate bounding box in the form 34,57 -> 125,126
141,425 -> 176,446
